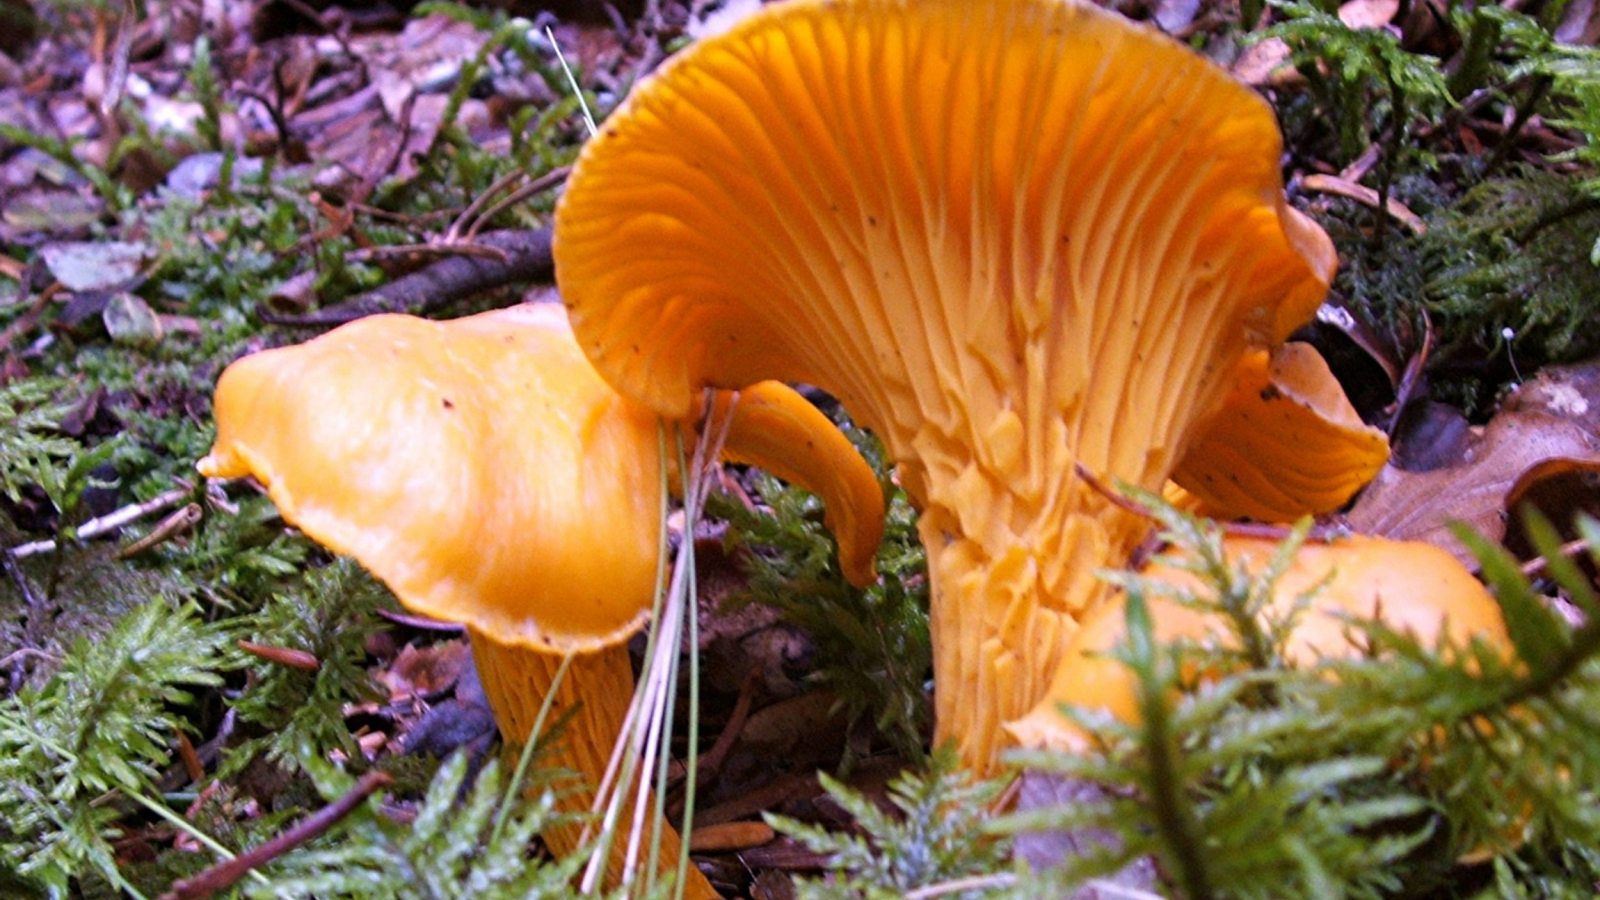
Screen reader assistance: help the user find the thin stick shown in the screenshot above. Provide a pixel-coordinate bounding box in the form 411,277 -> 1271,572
0,282 -> 63,356
115,503 -> 202,559
446,168 -> 527,243
157,771 -> 392,900
1,551 -> 44,611
1521,538 -> 1594,578
903,873 -> 1019,899
10,487 -> 192,557
346,241 -> 510,265
236,640 -> 320,671
0,647 -> 59,670
463,166 -> 571,242
694,671 -> 757,781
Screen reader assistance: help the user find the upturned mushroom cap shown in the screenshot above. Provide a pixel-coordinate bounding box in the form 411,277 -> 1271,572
555,0 -> 1336,771
200,304 -> 884,651
1007,534 -> 1512,753
201,303 -> 662,653
1174,342 -> 1391,522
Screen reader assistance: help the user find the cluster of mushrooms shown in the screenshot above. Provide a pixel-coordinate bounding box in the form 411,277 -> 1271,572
201,0 -> 1512,894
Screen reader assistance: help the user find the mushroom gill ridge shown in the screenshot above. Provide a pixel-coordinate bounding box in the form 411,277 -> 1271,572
556,0 -> 1337,773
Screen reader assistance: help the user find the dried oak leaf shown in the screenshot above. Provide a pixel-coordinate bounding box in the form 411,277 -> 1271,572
1345,359 -> 1600,564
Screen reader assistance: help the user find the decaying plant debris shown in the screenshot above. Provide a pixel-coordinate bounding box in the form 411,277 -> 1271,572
3,0 -> 1600,898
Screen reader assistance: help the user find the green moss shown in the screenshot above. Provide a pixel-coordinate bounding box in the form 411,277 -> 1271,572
708,425 -> 932,764
1422,171 -> 1600,365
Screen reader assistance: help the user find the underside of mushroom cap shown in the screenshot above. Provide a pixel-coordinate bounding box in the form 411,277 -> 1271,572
558,0 -> 1334,436
557,0 -> 1335,556
556,0 -> 1338,771
200,304 -> 664,653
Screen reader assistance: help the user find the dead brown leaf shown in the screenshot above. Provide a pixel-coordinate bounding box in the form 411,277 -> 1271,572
1232,37 -> 1295,87
373,638 -> 468,701
1339,0 -> 1400,29
1504,456 -> 1600,565
1346,359 -> 1600,565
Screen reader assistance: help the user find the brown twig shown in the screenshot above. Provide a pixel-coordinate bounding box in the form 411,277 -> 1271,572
1520,538 -> 1594,578
1,550 -> 44,610
445,168 -> 529,243
0,646 -> 60,671
369,91 -> 417,199
174,730 -> 206,784
9,487 -> 192,557
687,820 -> 775,852
1074,462 -> 1158,520
0,282 -> 64,356
346,241 -> 510,265
260,228 -> 554,328
695,671 -> 759,781
1482,74 -> 1552,180
237,640 -> 321,671
1384,308 -> 1434,435
115,503 -> 202,559
158,771 -> 393,900
461,167 -> 570,242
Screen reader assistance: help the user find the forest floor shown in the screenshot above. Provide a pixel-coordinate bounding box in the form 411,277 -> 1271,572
3,0 -> 1600,898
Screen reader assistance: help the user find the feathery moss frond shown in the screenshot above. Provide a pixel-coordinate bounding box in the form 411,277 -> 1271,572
0,597 -> 229,895
768,747 -> 1011,900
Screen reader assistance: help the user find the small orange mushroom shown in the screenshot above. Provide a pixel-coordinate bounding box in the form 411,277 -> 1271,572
1007,534 -> 1513,753
199,303 -> 884,897
553,0 -> 1365,773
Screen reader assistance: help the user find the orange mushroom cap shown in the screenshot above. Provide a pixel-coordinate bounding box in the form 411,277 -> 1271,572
200,303 -> 884,649
555,0 -> 1335,772
1007,534 -> 1513,753
1174,342 -> 1391,522
200,303 -> 662,652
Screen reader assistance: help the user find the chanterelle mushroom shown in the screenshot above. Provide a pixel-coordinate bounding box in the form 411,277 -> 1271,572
554,0 -> 1347,772
199,303 -> 883,897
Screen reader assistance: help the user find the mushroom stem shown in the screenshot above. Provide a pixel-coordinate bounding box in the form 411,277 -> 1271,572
469,630 -> 718,900
919,499 -> 1141,770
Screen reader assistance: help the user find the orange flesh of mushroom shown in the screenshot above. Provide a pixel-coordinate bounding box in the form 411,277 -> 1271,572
555,0 -> 1336,774
1006,534 -> 1512,753
199,304 -> 884,898
1174,342 -> 1391,522
201,304 -> 663,652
